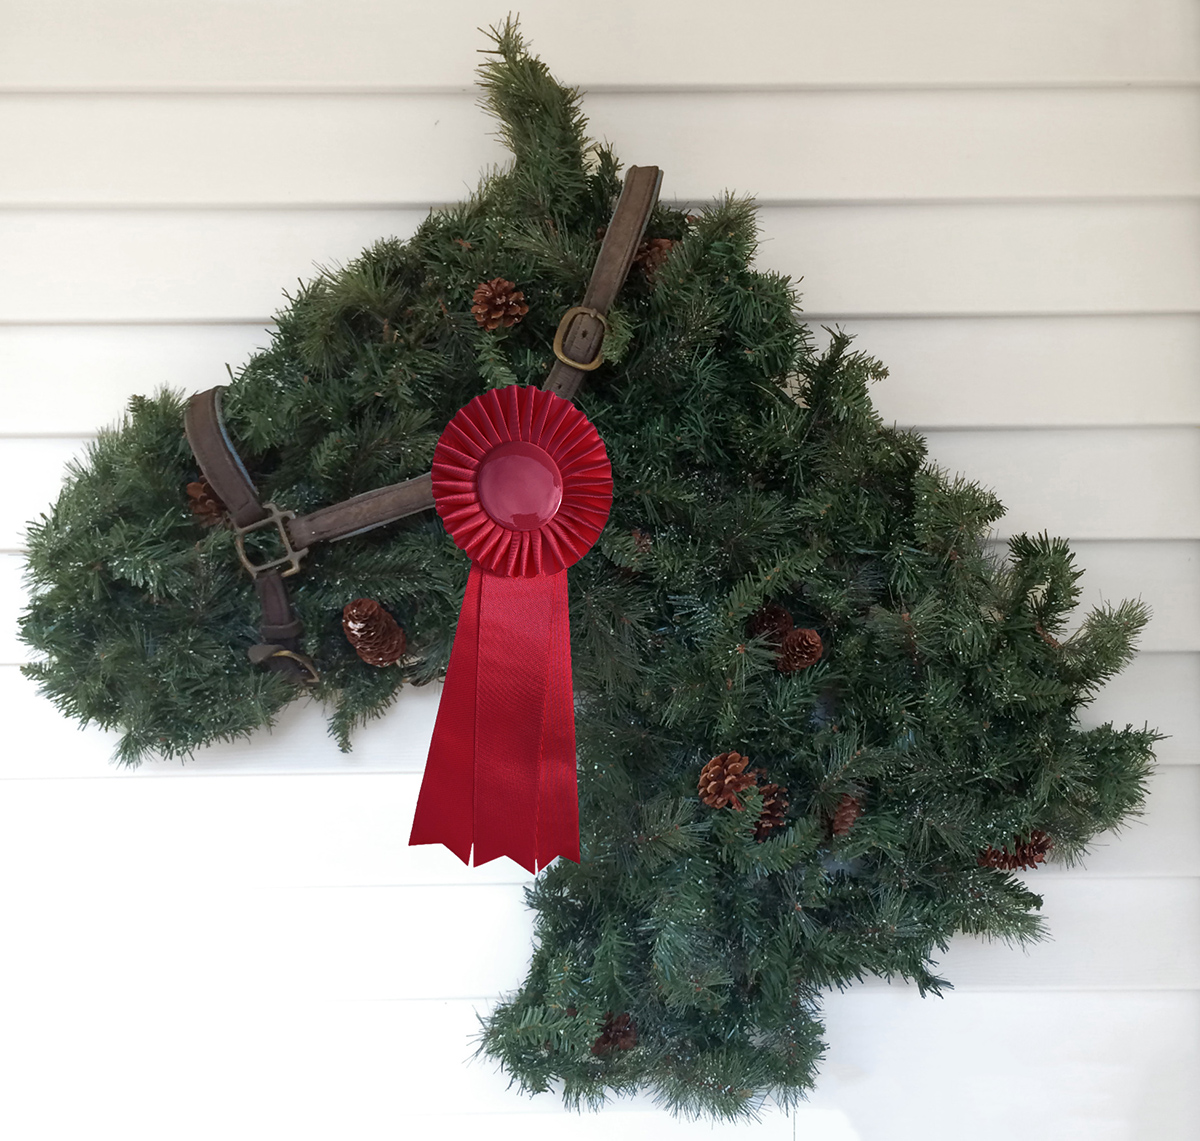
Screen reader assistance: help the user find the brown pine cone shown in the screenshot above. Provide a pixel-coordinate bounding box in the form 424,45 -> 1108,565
753,775 -> 789,842
978,830 -> 1053,871
186,478 -> 226,527
470,277 -> 529,330
698,751 -> 757,811
748,602 -> 793,646
778,627 -> 823,672
592,1012 -> 637,1055
342,598 -> 407,667
634,237 -> 675,283
630,528 -> 653,554
831,793 -> 862,837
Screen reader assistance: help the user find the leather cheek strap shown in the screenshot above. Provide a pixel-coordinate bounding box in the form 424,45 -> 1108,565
184,391 -> 317,685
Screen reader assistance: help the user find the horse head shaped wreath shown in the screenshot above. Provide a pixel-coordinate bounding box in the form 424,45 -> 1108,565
185,167 -> 662,871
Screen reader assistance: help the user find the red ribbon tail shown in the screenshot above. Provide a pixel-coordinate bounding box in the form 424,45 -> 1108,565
535,569 -> 580,867
409,566 -> 580,873
407,564 -> 480,865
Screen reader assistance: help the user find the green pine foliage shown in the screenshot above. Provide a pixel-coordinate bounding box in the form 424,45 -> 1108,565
19,21 -> 1156,1118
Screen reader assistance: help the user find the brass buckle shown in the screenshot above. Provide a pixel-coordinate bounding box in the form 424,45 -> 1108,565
270,649 -> 320,684
247,645 -> 320,685
552,306 -> 609,371
233,502 -> 309,578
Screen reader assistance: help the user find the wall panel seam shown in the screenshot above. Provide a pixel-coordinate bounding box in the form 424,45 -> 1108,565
4,196 -> 1198,212
1,81 -> 1198,96
5,312 -> 1199,327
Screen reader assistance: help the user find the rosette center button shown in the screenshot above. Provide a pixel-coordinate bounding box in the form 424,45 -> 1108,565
476,441 -> 564,531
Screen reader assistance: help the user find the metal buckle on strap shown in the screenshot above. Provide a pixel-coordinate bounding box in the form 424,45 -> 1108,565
247,643 -> 320,684
233,502 -> 310,578
552,306 -> 609,371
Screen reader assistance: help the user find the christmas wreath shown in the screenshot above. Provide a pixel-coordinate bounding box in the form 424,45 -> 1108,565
19,22 -> 1155,1121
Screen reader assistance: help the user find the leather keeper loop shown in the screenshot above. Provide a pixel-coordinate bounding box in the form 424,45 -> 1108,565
260,618 -> 304,642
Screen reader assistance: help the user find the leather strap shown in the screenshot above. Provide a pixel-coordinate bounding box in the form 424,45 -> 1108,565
184,391 -> 317,685
184,388 -> 267,529
544,165 -> 662,400
288,472 -> 434,550
184,164 -> 662,683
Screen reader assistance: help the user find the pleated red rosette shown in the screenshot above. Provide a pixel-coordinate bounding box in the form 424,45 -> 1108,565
408,385 -> 613,872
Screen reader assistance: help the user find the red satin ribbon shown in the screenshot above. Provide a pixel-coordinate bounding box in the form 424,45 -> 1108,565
408,565 -> 578,872
408,385 -> 609,873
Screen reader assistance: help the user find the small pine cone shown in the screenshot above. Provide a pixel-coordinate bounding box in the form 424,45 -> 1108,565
342,598 -> 407,667
978,830 -> 1053,871
592,1012 -> 637,1056
748,602 -> 794,646
831,793 -> 862,837
698,751 -> 757,811
778,627 -> 823,672
470,277 -> 529,330
630,528 -> 653,554
186,478 -> 226,527
634,237 -> 675,283
753,776 -> 789,842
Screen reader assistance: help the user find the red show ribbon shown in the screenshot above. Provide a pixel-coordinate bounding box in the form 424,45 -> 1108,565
408,385 -> 613,872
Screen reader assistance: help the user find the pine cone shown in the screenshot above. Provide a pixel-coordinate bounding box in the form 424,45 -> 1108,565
748,602 -> 793,646
778,627 -> 823,672
634,238 -> 675,283
186,478 -> 225,527
698,751 -> 757,811
753,774 -> 789,842
831,793 -> 862,837
470,277 -> 529,330
342,598 -> 407,666
978,830 -> 1053,871
592,1012 -> 637,1055
630,528 -> 653,554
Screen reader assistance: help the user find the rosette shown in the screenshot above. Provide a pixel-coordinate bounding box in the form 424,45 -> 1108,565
408,385 -> 613,872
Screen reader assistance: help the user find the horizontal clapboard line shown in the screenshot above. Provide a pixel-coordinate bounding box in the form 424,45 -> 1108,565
0,317 -> 282,327
0,766 -> 1190,787
0,701 -> 1193,879
270,987 -> 1200,999
6,431 -> 1198,550
2,202 -> 1194,321
2,644 -> 1195,774
0,760 -> 1193,782
6,309 -> 1200,326
8,0 -> 1197,88
4,80 -> 1200,95
3,88 -> 1195,204
4,539 -> 1199,658
17,985 -> 1200,995
4,423 -> 1195,442
0,713 -> 1196,878
6,197 -> 1198,210
3,994 -> 1194,1138
0,877 -> 1193,992
1,870 -> 1180,886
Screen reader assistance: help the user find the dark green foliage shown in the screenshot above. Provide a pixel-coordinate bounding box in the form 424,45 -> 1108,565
19,21 -> 1156,1119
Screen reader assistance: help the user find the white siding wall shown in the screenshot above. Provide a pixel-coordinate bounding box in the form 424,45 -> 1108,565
1,4 -> 1197,1138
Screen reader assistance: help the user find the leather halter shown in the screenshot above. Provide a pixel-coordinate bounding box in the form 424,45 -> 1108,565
185,166 -> 662,682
